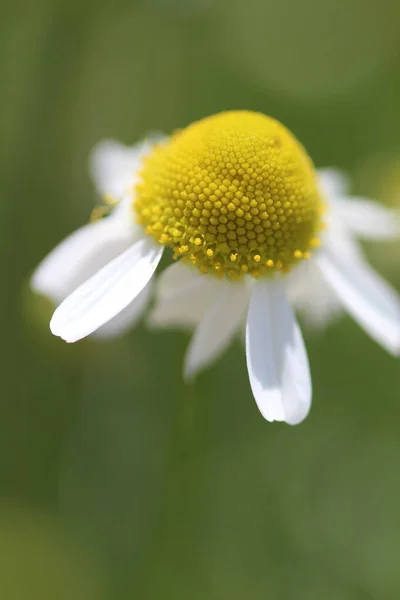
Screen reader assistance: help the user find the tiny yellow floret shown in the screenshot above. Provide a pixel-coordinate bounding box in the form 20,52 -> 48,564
135,111 -> 324,279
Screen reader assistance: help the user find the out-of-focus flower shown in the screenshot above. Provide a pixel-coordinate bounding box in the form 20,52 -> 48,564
31,138 -> 160,339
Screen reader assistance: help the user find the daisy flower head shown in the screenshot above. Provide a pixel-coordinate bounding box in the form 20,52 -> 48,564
35,110 -> 400,426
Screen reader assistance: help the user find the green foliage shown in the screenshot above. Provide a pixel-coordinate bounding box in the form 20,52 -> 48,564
1,1 -> 400,598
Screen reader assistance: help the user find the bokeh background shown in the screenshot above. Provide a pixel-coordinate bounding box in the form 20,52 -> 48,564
2,1 -> 400,598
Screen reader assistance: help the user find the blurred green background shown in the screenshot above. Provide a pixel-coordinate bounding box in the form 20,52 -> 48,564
1,1 -> 400,598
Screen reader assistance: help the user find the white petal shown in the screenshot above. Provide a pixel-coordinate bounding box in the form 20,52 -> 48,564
286,260 -> 344,329
316,248 -> 400,355
184,282 -> 249,380
31,218 -> 135,303
90,136 -> 164,199
323,220 -> 365,263
246,280 -> 312,425
50,237 -> 163,343
94,280 -> 153,339
148,262 -> 224,330
317,168 -> 350,198
333,197 -> 400,240
155,261 -> 203,299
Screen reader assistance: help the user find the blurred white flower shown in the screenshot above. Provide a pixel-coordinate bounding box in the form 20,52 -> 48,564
31,138 -> 160,339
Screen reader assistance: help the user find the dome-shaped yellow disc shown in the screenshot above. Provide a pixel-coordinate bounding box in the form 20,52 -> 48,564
135,111 -> 323,278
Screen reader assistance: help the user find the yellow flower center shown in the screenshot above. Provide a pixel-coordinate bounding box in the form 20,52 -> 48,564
135,111 -> 323,279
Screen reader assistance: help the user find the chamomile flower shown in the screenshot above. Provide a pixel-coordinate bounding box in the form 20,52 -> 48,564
31,138 -> 160,339
40,110 -> 400,426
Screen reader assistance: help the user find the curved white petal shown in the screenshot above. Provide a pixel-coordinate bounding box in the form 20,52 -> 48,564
184,282 -> 249,380
50,237 -> 163,343
323,220 -> 366,263
31,218 -> 136,303
316,248 -> 400,355
94,280 -> 153,339
317,168 -> 350,198
148,262 -> 224,330
90,136 -> 164,199
246,280 -> 312,425
333,197 -> 400,240
286,260 -> 344,329
155,261 -> 204,299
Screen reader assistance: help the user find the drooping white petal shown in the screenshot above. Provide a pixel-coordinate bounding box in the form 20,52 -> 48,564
333,197 -> 400,240
316,247 -> 400,355
148,262 -> 224,330
184,282 -> 249,381
31,217 -> 136,303
246,279 -> 312,425
50,237 -> 163,343
90,136 -> 164,199
94,280 -> 153,339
